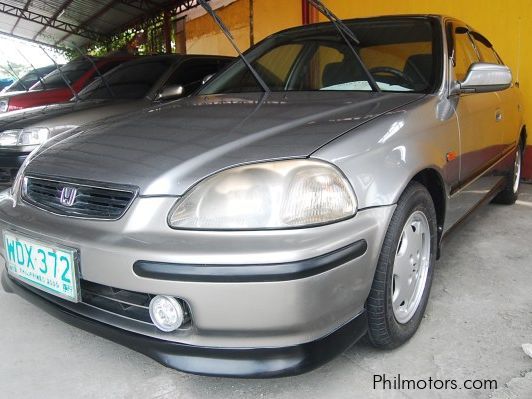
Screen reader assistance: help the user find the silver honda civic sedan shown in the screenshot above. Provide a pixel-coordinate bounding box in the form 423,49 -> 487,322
0,15 -> 526,377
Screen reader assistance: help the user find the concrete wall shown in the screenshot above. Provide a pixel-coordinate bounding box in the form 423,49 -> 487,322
185,0 -> 303,55
186,0 -> 250,55
184,0 -> 532,178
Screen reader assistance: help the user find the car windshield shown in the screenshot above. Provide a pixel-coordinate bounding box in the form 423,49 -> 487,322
6,66 -> 57,92
31,59 -> 93,90
200,18 -> 440,94
78,59 -> 173,100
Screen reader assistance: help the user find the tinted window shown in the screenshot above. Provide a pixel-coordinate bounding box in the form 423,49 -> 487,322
471,32 -> 500,64
453,27 -> 480,81
201,19 -> 439,94
31,59 -> 93,90
78,59 -> 172,100
8,73 -> 40,91
165,58 -> 231,95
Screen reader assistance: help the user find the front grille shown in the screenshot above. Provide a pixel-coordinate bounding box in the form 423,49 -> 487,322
80,280 -> 190,327
22,176 -> 136,219
81,280 -> 153,324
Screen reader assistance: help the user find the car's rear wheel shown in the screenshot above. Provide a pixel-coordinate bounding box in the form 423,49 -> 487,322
493,145 -> 523,205
366,182 -> 437,348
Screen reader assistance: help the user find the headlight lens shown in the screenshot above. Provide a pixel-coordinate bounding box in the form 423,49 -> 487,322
0,99 -> 8,113
168,159 -> 357,230
0,127 -> 50,147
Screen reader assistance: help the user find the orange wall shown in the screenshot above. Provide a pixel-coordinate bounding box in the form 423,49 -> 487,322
186,0 -> 302,55
186,0 -> 250,55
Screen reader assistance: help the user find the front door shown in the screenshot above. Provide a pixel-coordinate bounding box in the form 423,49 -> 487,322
445,22 -> 504,228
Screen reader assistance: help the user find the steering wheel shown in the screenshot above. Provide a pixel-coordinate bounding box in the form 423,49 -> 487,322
369,66 -> 415,89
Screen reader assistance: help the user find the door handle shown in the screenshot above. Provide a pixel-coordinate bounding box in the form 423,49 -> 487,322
495,110 -> 503,122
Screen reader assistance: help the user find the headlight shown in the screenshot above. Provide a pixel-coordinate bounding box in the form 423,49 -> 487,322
0,127 -> 50,147
168,159 -> 357,230
0,99 -> 8,113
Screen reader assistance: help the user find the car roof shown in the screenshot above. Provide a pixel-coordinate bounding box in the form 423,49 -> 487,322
272,14 -> 442,37
105,54 -> 234,68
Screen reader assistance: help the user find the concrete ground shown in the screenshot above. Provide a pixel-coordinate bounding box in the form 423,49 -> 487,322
1,185 -> 531,399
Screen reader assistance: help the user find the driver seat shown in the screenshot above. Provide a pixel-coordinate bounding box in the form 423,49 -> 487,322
403,54 -> 433,90
322,61 -> 366,88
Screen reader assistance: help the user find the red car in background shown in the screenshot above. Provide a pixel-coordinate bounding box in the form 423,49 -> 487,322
0,56 -> 135,113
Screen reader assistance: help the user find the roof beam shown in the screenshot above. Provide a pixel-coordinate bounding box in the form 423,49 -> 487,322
0,1 -> 103,42
32,0 -> 75,41
110,0 -> 201,37
0,31 -> 67,51
56,0 -> 122,45
10,0 -> 32,34
118,0 -> 161,12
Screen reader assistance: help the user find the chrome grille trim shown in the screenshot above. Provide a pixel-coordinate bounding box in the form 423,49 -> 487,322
22,175 -> 137,220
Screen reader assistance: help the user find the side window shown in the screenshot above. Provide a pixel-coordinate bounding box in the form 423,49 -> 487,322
471,32 -> 501,64
23,73 -> 40,87
256,44 -> 303,83
453,27 -> 480,81
88,61 -> 126,83
164,59 -> 230,95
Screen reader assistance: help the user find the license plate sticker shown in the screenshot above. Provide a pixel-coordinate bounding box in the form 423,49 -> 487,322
3,231 -> 80,302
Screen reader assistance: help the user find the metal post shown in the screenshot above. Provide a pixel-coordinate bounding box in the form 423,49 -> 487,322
249,0 -> 254,47
302,0 -> 309,24
163,9 -> 172,54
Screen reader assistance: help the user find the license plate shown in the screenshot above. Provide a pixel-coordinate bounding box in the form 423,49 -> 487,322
3,231 -> 80,302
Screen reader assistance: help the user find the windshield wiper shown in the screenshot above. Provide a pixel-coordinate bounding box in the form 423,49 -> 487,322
0,65 -> 25,90
197,0 -> 270,93
307,0 -> 381,92
39,45 -> 80,101
0,50 -> 27,90
16,48 -> 46,89
70,42 -> 115,99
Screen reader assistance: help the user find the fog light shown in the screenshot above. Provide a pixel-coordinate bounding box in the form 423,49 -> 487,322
149,295 -> 185,332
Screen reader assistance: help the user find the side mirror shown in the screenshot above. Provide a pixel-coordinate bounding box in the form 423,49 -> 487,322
458,62 -> 512,94
157,84 -> 184,101
202,74 -> 215,85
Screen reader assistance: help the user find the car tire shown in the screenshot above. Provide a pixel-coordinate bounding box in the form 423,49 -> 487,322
492,145 -> 523,205
366,181 -> 437,349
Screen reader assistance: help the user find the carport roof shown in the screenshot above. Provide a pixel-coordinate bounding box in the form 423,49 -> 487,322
0,0 -> 199,49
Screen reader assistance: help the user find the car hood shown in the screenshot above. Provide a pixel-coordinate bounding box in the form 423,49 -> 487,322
0,99 -> 145,131
26,91 -> 424,196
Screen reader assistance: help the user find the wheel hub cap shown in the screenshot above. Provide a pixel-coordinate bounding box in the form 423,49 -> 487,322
513,149 -> 522,194
391,210 -> 431,324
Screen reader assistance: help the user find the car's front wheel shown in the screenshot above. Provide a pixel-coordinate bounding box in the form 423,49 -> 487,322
366,182 -> 437,348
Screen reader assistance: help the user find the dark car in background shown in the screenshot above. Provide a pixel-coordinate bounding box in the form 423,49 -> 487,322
1,65 -> 60,94
0,54 -> 232,186
0,78 -> 13,91
0,56 -> 134,113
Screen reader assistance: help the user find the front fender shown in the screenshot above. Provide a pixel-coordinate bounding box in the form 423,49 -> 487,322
312,95 -> 458,209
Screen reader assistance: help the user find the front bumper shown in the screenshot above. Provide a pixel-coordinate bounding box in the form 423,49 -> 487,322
2,270 -> 367,377
0,193 -> 395,376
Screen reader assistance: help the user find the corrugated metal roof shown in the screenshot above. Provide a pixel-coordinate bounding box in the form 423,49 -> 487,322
0,0 -> 200,49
